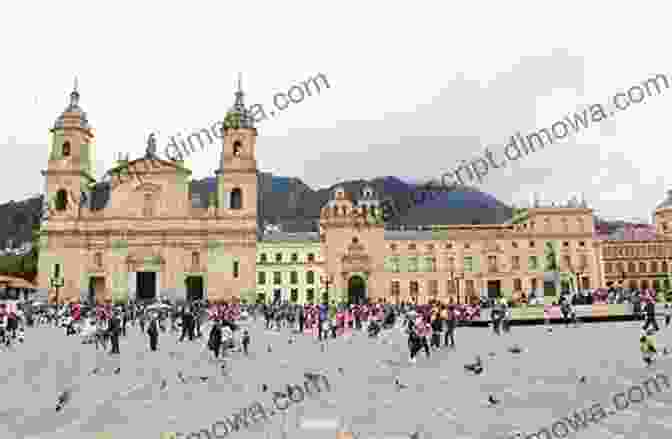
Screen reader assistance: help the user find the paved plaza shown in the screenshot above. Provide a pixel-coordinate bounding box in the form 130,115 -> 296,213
1,319 -> 671,439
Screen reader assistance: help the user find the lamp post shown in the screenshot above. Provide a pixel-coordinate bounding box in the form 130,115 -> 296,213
50,276 -> 64,305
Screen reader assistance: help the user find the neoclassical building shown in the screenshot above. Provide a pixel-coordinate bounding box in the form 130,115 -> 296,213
36,84 -> 672,305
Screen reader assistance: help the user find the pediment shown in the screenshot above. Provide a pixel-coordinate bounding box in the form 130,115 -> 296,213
134,182 -> 162,193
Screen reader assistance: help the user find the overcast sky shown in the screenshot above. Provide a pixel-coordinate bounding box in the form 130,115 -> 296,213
1,0 -> 671,223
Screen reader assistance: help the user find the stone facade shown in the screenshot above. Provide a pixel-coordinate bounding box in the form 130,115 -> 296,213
38,85 -> 258,304
36,85 -> 672,306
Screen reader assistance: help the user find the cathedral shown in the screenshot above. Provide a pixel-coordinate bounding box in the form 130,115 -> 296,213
37,83 -> 672,306
38,84 -> 258,304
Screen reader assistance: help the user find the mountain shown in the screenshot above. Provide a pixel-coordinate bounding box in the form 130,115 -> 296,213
0,175 -> 516,245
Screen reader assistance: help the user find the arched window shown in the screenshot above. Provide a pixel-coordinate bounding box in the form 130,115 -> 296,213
639,262 -> 647,273
94,252 -> 102,267
192,251 -> 200,269
230,188 -> 242,209
662,261 -> 668,273
651,261 -> 658,273
55,189 -> 68,211
605,262 -> 612,273
62,141 -> 71,157
628,262 -> 636,273
233,141 -> 242,157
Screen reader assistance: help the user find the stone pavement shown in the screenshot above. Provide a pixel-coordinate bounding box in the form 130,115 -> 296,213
0,320 -> 671,439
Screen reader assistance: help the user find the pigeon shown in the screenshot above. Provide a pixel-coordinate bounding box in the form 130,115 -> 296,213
394,378 -> 408,390
160,379 -> 168,391
288,338 -> 294,345
177,372 -> 187,384
579,376 -> 587,384
337,367 -> 344,375
262,384 -> 268,392
465,356 -> 483,374
90,367 -> 101,375
409,432 -> 419,439
199,376 -> 209,383
508,346 -> 522,354
55,390 -> 71,412
267,345 -> 272,353
113,367 -> 121,375
488,394 -> 499,405
663,347 -> 670,356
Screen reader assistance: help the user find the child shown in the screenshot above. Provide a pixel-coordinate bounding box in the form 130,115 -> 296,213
241,329 -> 250,355
641,334 -> 657,367
665,304 -> 671,327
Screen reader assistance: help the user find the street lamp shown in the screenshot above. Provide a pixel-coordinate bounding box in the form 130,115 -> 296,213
50,276 -> 64,305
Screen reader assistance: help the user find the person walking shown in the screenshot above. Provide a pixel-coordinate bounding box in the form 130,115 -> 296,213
642,301 -> 660,332
208,321 -> 223,359
444,308 -> 456,348
109,312 -> 121,355
147,313 -> 159,352
241,329 -> 250,355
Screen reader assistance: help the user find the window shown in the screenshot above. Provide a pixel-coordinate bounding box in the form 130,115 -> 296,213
514,278 -> 522,291
579,254 -> 588,269
143,193 -> 154,217
605,262 -> 612,273
639,262 -> 647,273
352,237 -> 358,244
306,270 -> 315,284
651,261 -> 659,273
408,243 -> 416,250
291,253 -> 298,263
290,271 -> 298,284
512,241 -> 518,249
563,241 -> 569,248
391,281 -> 400,297
447,279 -> 456,293
62,141 -> 71,157
466,280 -> 475,293
529,256 -> 538,271
192,251 -> 200,268
562,255 -> 571,270
290,289 -> 298,303
511,256 -> 520,270
429,279 -> 438,297
233,261 -> 239,278
408,256 -> 418,272
306,289 -> 315,303
390,244 -> 398,251
529,241 -> 535,248
55,189 -> 68,211
273,272 -> 281,284
464,256 -> 473,272
275,253 -> 282,263
628,262 -> 636,273
94,252 -> 102,267
233,141 -> 242,157
616,262 -> 624,274
488,256 -> 497,272
447,257 -> 456,272
464,243 -> 470,249
260,253 -> 267,263
579,241 -> 585,247
427,256 -> 437,272
391,256 -> 400,273
426,244 -> 434,251
445,243 -> 453,249
409,281 -> 419,298
307,253 -> 315,263
230,188 -> 242,209
258,272 -> 266,285
663,261 -> 669,273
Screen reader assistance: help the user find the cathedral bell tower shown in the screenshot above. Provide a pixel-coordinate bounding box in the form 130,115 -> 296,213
216,75 -> 258,220
41,79 -> 96,218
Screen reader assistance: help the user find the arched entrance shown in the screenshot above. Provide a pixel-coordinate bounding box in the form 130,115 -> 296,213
348,275 -> 366,305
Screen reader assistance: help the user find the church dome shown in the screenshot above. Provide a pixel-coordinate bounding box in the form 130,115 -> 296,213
655,190 -> 672,210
